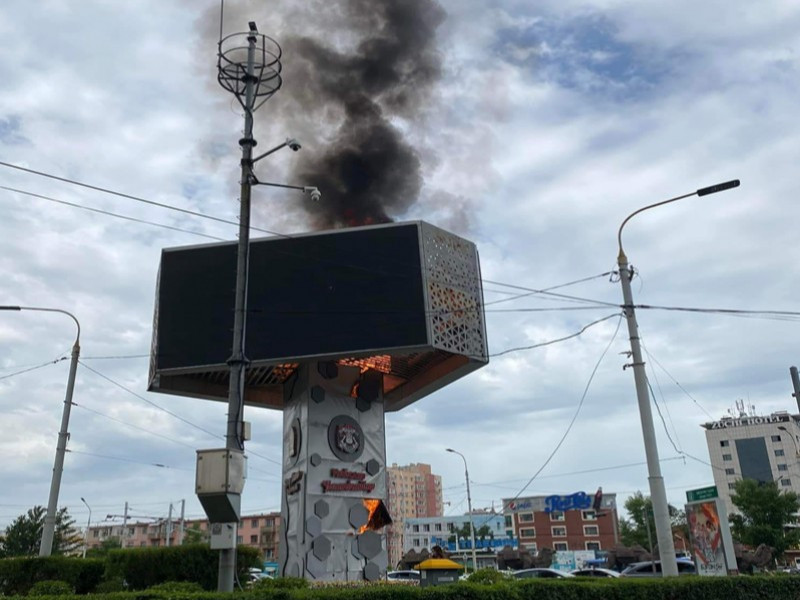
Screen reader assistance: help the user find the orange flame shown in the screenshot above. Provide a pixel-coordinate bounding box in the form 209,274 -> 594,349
360,499 -> 381,534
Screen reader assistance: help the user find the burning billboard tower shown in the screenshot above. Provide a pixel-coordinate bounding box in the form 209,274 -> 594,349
149,221 -> 488,580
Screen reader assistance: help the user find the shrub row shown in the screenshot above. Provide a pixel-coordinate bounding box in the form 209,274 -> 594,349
104,544 -> 261,591
4,576 -> 800,600
0,545 -> 261,595
0,556 -> 104,595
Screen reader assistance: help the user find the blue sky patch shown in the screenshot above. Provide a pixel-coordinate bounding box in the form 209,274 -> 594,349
494,13 -> 685,99
0,115 -> 28,145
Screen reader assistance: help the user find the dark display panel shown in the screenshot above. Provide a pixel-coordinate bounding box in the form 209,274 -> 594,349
155,223 -> 428,370
735,437 -> 772,483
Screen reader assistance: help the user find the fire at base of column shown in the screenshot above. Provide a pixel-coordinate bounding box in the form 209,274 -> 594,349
280,363 -> 389,581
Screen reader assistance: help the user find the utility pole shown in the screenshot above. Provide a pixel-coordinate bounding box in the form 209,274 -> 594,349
790,367 -> 800,413
616,179 -> 740,577
122,502 -> 129,548
166,503 -> 174,547
179,500 -> 186,546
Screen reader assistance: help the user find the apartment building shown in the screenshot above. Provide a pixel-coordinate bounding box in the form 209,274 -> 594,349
85,511 -> 281,559
385,463 -> 444,568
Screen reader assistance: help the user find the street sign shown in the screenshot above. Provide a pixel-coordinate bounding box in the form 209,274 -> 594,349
686,486 -> 718,503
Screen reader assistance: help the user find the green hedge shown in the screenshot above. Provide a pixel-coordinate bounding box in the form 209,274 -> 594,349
0,556 -> 104,595
1,574 -> 799,600
104,545 -> 261,591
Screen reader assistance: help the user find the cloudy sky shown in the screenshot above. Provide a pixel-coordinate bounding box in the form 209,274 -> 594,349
1,0 -> 799,534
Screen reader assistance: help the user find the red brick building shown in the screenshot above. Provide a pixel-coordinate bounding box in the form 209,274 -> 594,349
503,493 -> 619,553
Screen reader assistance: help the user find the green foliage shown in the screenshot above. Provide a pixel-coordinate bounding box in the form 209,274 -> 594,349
1,506 -> 82,557
0,556 -> 104,595
86,538 -> 123,559
250,576 -> 308,590
465,568 -> 508,584
619,491 -> 686,551
94,578 -> 127,593
104,544 -> 261,590
730,479 -> 800,558
181,527 -> 207,546
28,580 -> 74,596
146,581 -> 204,593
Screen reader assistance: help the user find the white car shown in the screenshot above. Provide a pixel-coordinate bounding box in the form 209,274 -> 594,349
512,568 -> 575,579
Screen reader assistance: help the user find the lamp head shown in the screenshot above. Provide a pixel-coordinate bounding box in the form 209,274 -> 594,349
303,186 -> 321,202
446,448 -> 455,453
286,138 -> 301,152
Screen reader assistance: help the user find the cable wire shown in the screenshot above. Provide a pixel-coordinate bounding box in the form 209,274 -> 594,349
0,186 -> 224,241
475,315 -> 624,529
0,356 -> 66,381
78,360 -> 222,441
490,312 -> 621,357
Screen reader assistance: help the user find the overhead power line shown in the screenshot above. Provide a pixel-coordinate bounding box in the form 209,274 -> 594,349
0,186 -> 224,241
490,313 -> 621,357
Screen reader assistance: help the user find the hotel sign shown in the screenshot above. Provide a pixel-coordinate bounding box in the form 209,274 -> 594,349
707,414 -> 790,430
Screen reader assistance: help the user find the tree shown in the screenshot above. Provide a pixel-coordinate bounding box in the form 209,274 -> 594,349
619,491 -> 686,552
182,526 -> 207,545
729,479 -> 800,558
2,506 -> 82,557
86,536 -> 122,557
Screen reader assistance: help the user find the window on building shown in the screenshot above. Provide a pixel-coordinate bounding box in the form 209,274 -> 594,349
550,511 -> 565,521
251,519 -> 259,528
265,549 -> 273,558
250,535 -> 258,544
782,479 -> 792,487
583,525 -> 599,536
413,539 -> 420,547
554,542 -> 568,551
448,522 -> 455,532
722,454 -> 732,461
720,440 -> 729,447
236,536 -> 243,544
422,538 -> 428,547
423,524 -> 430,532
586,541 -> 601,551
525,543 -> 538,552
552,526 -> 567,537
772,435 -> 782,442
728,483 -> 736,490
779,464 -> 789,472
725,468 -> 735,475
92,530 -> 99,538
581,510 -> 597,521
520,528 -> 536,538
434,523 -> 442,531
775,449 -> 785,457
128,527 -> 135,535
519,512 -> 534,522
413,525 -> 419,532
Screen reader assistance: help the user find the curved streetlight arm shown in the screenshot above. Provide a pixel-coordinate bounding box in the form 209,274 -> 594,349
617,180 -> 740,261
0,306 -> 80,343
777,426 -> 800,456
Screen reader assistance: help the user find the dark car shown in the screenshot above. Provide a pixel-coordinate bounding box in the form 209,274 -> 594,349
620,558 -> 696,577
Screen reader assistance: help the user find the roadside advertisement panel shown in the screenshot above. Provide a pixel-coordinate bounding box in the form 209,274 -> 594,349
687,500 -> 727,576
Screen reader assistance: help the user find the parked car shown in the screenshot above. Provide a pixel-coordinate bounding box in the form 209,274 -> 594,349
570,567 -> 620,578
620,558 -> 696,577
387,570 -> 421,581
512,568 -> 575,579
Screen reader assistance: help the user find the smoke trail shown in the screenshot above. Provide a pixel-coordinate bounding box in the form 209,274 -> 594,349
203,0 -> 447,230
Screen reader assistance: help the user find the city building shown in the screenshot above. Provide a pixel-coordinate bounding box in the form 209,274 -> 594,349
385,463 -> 444,568
703,409 -> 800,515
403,512 -> 508,550
85,511 -> 281,559
503,492 -> 619,553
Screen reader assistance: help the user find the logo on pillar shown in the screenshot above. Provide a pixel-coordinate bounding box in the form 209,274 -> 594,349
328,415 -> 365,461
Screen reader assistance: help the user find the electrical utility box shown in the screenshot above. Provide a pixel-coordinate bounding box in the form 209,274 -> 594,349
196,449 -> 247,523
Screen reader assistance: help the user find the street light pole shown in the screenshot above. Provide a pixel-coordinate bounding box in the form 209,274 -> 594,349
616,179 -> 739,577
446,448 -> 478,572
0,305 -> 80,557
81,497 -> 91,559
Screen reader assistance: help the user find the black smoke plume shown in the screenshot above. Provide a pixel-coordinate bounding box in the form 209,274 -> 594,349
277,0 -> 446,229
